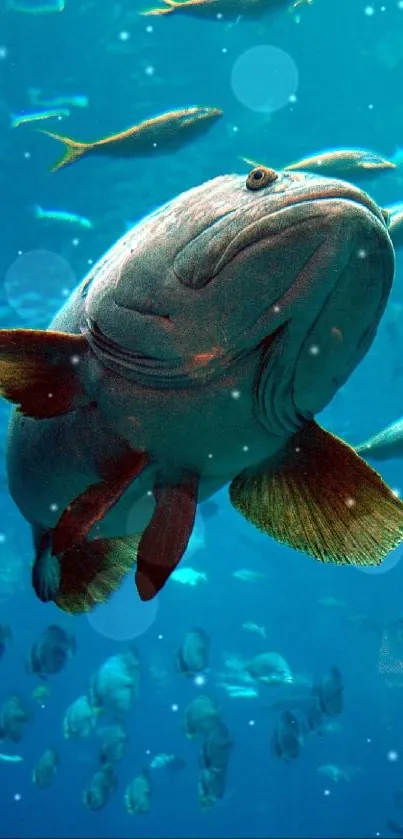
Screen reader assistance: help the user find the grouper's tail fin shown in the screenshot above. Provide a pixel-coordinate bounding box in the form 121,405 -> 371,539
40,130 -> 91,172
55,537 -> 140,615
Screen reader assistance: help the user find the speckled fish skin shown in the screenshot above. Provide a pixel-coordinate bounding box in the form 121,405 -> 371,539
5,170 -> 394,578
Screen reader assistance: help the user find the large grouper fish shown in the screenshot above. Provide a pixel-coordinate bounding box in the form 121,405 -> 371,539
1,164 -> 403,614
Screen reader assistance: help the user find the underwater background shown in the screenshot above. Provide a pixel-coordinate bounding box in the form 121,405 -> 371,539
1,0 -> 403,837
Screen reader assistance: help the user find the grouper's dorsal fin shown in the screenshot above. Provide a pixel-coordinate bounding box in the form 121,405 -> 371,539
229,420 -> 403,567
0,328 -> 90,418
51,449 -> 150,557
135,473 -> 200,600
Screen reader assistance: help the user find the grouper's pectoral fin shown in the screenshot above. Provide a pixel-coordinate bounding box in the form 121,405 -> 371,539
135,473 -> 200,601
51,449 -> 150,557
229,420 -> 403,567
0,329 -> 90,418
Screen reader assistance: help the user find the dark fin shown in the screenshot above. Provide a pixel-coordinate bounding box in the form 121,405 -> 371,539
0,329 -> 89,418
40,131 -> 91,173
51,450 -> 149,556
229,420 -> 403,568
135,473 -> 199,601
32,526 -> 60,603
55,536 -> 140,615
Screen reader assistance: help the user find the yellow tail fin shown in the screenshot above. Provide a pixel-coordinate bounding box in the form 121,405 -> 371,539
40,130 -> 91,172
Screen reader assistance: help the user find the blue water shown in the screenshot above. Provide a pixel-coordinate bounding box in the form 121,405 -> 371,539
1,0 -> 403,836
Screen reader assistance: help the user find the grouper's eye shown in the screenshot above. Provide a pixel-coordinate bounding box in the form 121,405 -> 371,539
246,166 -> 278,191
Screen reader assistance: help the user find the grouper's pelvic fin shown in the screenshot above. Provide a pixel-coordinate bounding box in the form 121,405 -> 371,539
40,130 -> 91,173
0,329 -> 90,418
135,473 -> 199,601
39,463 -> 199,612
51,449 -> 150,557
229,420 -> 403,568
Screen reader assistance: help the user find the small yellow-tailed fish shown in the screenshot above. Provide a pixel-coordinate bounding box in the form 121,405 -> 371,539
33,205 -> 93,229
240,149 -> 396,184
11,108 -> 70,129
7,0 -> 64,12
140,0 -> 311,19
0,753 -> 23,763
40,105 -> 223,172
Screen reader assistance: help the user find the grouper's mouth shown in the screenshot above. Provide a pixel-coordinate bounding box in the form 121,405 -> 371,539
84,315 -> 286,388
